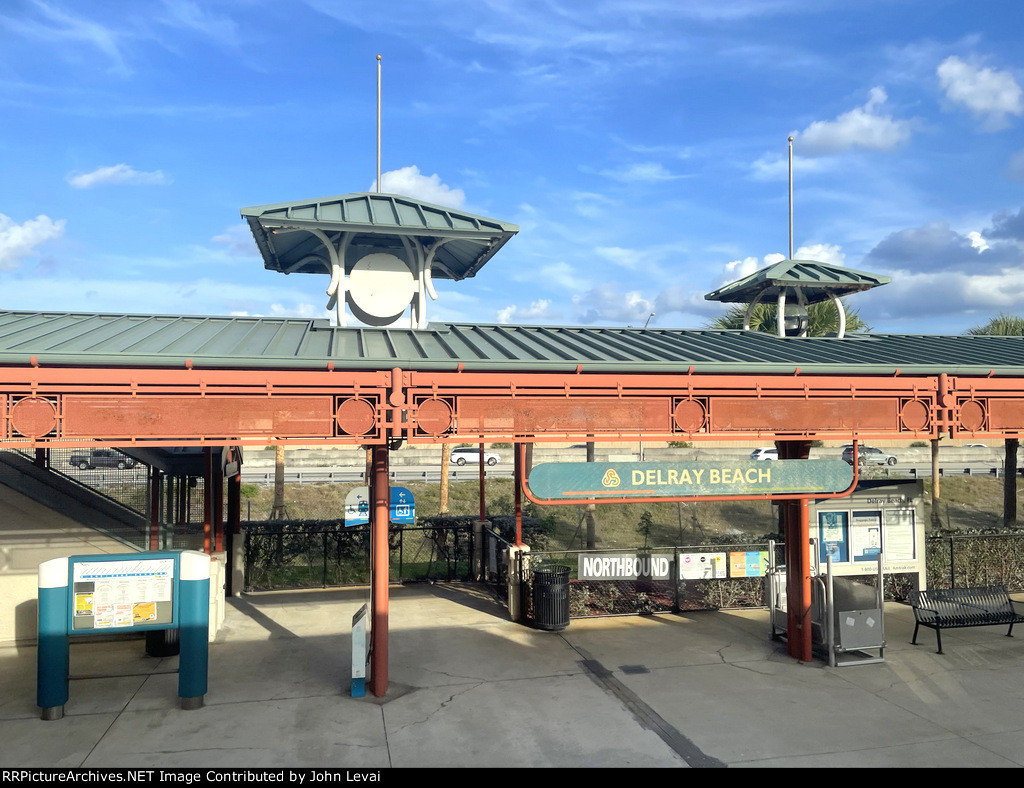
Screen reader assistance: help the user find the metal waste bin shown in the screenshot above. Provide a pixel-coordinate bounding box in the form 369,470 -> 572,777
533,565 -> 570,631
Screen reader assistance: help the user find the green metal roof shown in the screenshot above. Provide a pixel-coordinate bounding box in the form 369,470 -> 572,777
1,310 -> 1024,376
704,259 -> 891,305
241,192 -> 519,281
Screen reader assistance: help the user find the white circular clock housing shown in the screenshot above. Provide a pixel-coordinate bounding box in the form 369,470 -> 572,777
345,252 -> 416,326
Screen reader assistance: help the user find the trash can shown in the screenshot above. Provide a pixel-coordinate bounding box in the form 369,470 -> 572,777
533,565 -> 570,631
146,627 -> 180,657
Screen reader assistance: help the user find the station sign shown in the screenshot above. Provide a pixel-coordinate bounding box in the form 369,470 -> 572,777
528,460 -> 853,502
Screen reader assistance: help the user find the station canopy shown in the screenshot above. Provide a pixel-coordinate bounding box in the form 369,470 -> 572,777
704,259 -> 891,305
241,192 -> 519,281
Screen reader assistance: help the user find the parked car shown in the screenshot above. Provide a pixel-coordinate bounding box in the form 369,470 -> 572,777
841,446 -> 897,466
68,449 -> 137,470
964,444 -> 988,448
450,446 -> 500,466
749,447 -> 778,461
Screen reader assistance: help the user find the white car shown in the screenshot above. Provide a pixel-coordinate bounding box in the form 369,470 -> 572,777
750,447 -> 778,461
450,446 -> 500,466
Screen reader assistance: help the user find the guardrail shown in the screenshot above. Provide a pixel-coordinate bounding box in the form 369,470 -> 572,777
239,462 -> 1018,486
240,467 -> 515,485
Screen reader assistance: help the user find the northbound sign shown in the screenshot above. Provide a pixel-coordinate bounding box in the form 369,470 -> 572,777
527,460 -> 854,502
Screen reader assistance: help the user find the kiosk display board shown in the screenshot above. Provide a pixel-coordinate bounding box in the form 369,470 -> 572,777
811,480 -> 924,585
71,556 -> 176,632
37,550 -> 210,720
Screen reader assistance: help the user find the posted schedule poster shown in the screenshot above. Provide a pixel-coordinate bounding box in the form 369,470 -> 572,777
71,558 -> 174,631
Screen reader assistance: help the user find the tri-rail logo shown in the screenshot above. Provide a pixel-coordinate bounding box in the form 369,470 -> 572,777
601,469 -> 620,487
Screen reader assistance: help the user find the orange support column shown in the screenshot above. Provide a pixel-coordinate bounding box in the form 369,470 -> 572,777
370,445 -> 390,697
776,440 -> 813,662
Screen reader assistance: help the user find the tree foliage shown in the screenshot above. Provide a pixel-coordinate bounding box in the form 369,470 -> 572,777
705,299 -> 869,336
965,313 -> 1024,336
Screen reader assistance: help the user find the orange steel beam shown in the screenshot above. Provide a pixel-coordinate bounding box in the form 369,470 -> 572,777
2,365 -> 1024,448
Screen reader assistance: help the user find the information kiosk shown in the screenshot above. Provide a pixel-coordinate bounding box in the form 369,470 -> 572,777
37,550 -> 211,720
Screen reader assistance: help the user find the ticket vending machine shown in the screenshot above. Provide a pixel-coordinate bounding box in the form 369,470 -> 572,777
37,550 -> 210,720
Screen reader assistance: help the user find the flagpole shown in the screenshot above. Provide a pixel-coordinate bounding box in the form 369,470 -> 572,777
788,136 -> 794,259
376,55 -> 382,193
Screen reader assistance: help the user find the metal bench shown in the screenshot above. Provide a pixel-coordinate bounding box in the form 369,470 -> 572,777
908,585 -> 1024,654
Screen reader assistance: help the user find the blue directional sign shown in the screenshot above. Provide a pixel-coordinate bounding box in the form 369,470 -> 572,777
344,486 -> 416,526
390,487 -> 415,525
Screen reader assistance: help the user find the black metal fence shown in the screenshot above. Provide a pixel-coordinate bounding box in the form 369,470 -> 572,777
925,532 -> 1024,591
242,521 -> 474,592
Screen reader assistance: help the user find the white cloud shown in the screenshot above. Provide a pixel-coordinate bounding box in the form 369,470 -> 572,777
795,87 -> 913,156
794,243 -> 845,266
496,299 -> 557,323
749,151 -> 832,181
66,164 -> 169,189
267,302 -> 334,320
723,256 -> 762,281
572,283 -> 654,324
371,165 -> 466,208
535,260 -> 586,291
938,56 -> 1023,131
0,213 -> 65,271
594,246 -> 650,270
210,223 -> 261,259
864,267 -> 1024,329
8,2 -> 130,77
968,231 -> 990,252
598,162 -> 682,183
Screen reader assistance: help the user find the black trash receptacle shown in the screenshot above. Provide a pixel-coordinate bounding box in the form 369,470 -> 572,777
533,565 -> 570,631
146,627 -> 180,657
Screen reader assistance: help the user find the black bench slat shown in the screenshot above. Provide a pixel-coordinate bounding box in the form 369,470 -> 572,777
908,585 -> 1024,653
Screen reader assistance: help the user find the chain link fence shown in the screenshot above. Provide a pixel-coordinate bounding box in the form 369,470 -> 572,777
925,532 -> 1024,591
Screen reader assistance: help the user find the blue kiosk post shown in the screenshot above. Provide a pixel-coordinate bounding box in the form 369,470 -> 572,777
37,550 -> 211,720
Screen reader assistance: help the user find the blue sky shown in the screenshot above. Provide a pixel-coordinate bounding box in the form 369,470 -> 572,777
1,0 -> 1022,334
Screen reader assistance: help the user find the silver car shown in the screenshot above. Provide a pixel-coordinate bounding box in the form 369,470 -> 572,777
842,446 -> 897,466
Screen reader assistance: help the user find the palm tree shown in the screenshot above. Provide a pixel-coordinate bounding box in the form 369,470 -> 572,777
706,300 -> 869,335
966,313 -> 1024,336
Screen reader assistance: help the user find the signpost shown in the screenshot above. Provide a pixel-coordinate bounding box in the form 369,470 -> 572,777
526,460 -> 854,503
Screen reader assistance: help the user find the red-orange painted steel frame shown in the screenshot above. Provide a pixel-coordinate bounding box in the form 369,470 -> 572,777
3,366 -> 1023,448
6,361 -> 1024,684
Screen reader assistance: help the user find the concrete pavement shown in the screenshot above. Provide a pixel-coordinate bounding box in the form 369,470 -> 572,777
3,583 -> 1024,768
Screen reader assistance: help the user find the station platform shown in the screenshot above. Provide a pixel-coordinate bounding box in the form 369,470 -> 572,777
3,584 -> 1024,769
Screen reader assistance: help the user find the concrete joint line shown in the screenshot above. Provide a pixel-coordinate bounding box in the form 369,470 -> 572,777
576,649 -> 726,768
